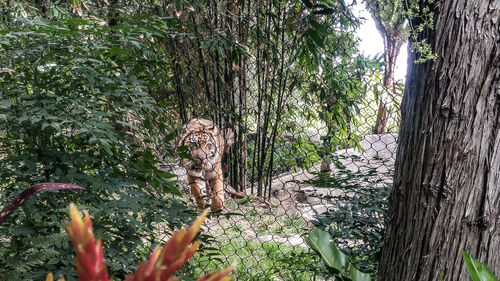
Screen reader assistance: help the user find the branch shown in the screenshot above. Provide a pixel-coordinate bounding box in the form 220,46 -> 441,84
0,183 -> 85,225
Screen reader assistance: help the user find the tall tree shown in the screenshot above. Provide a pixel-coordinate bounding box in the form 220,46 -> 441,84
378,0 -> 499,280
365,0 -> 408,134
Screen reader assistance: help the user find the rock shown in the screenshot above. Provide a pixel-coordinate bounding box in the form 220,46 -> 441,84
258,234 -> 307,247
300,204 -> 333,222
225,183 -> 246,199
320,155 -> 332,172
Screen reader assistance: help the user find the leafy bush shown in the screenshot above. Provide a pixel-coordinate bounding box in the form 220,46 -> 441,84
246,136 -> 323,182
308,228 -> 500,281
304,155 -> 391,276
0,14 -> 195,280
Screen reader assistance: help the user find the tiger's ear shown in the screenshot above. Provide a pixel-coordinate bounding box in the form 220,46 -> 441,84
224,128 -> 235,153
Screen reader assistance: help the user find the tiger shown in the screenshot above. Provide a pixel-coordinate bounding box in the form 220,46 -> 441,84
178,118 -> 234,212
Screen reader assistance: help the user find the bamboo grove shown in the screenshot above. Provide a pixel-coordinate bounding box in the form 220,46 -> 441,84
1,0 -> 380,197
154,0 -> 376,197
0,0 -> 399,279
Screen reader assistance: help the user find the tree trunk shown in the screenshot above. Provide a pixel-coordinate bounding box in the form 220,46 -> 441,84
374,99 -> 388,134
378,0 -> 500,280
374,30 -> 401,134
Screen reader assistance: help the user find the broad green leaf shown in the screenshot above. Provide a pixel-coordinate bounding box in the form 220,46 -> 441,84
310,20 -> 329,34
462,251 -> 499,281
306,228 -> 347,274
307,28 -> 325,48
307,228 -> 372,281
50,122 -> 61,132
346,263 -> 372,281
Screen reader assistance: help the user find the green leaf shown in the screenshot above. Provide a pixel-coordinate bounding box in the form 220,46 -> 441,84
346,263 -> 372,281
312,8 -> 335,15
47,258 -> 59,265
306,228 -> 347,274
306,228 -> 371,281
307,28 -> 325,48
462,250 -> 499,281
164,131 -> 176,142
310,20 -> 329,34
51,122 -> 61,132
301,0 -> 313,8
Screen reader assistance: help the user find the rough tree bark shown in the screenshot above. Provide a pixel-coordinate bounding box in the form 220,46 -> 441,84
378,0 -> 499,280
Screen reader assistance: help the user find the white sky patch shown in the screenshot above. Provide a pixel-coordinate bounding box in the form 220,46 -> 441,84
352,3 -> 408,82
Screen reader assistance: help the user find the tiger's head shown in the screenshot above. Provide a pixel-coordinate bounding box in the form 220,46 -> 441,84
178,118 -> 234,178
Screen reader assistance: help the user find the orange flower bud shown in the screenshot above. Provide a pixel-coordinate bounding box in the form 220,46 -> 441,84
196,266 -> 234,281
57,205 -> 231,281
65,204 -> 109,281
126,209 -> 212,281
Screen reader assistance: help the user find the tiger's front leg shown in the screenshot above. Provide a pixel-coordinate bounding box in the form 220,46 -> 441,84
209,174 -> 224,212
187,175 -> 207,211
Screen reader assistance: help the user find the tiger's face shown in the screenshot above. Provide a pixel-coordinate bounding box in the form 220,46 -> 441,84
182,131 -> 219,177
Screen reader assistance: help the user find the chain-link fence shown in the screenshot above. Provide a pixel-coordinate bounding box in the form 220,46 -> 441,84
0,1 -> 405,279
152,2 -> 406,279
154,2 -> 405,279
161,74 -> 402,280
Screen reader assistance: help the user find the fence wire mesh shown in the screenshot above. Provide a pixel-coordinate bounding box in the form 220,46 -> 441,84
0,0 -> 406,280
163,106 -> 399,280
159,0 -> 404,275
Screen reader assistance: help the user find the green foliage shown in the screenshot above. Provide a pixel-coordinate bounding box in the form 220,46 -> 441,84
304,155 -> 391,276
0,1 -> 396,279
306,228 -> 371,281
365,0 -> 438,64
246,136 -> 323,181
0,13 -> 196,280
187,232 -> 322,281
405,0 -> 438,63
293,2 -> 372,143
358,72 -> 404,134
462,251 -> 499,281
410,39 -> 438,63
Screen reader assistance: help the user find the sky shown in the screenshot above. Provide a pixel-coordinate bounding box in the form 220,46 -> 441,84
353,4 -> 408,81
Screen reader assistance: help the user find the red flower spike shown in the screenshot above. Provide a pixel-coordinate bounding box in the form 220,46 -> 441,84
126,209 -> 210,281
182,209 -> 210,249
55,206 -> 232,281
196,266 -> 234,281
65,204 -> 109,281
159,241 -> 200,279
